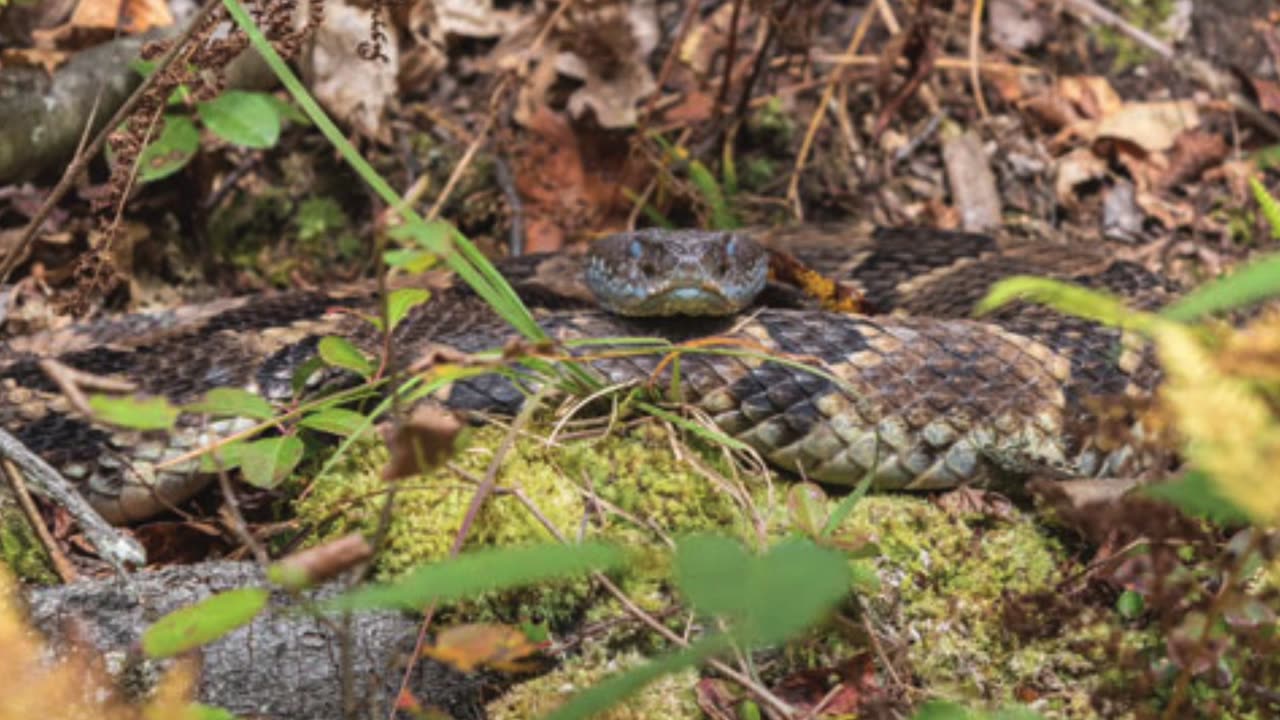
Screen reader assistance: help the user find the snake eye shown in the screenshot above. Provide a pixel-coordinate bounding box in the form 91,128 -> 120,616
628,238 -> 644,259
724,236 -> 738,257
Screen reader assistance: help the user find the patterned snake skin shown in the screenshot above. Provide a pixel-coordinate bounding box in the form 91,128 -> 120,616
0,222 -> 1173,523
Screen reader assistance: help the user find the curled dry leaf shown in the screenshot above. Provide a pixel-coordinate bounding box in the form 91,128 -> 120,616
1053,146 -> 1107,209
382,403 -> 466,481
555,0 -> 659,128
31,0 -> 172,47
987,0 -> 1048,52
302,0 -> 397,142
1094,100 -> 1201,153
270,533 -> 374,589
1057,75 -> 1124,121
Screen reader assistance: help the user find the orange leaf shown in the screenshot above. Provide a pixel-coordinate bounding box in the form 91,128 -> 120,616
421,623 -> 544,674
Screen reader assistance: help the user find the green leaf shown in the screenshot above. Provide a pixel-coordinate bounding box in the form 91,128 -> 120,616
237,436 -> 304,488
317,336 -> 375,378
1116,589 -> 1145,619
787,483 -> 828,537
1161,251 -> 1280,321
1141,470 -> 1250,525
382,248 -> 438,273
823,473 -> 873,538
1250,176 -> 1280,239
545,637 -> 727,720
263,94 -> 311,126
198,440 -> 245,472
88,394 -> 180,430
189,704 -> 241,720
687,157 -> 738,230
137,115 -> 199,182
298,408 -> 372,438
912,701 -> 975,720
326,542 -> 624,611
674,535 -> 851,648
977,276 -> 1157,333
387,288 -> 431,330
197,90 -> 281,149
220,0 -> 548,356
290,354 -> 327,396
141,587 -> 268,658
185,387 -> 275,420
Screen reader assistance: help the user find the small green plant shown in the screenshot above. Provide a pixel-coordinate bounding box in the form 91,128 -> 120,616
128,61 -> 306,182
974,178 -> 1280,716
647,135 -> 741,230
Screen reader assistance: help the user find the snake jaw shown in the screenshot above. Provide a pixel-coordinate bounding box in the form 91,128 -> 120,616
584,228 -> 769,317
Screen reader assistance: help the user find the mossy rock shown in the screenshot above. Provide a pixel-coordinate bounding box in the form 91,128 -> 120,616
296,422 -> 1155,718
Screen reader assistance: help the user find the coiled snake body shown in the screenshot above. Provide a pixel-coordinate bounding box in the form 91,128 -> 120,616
0,222 -> 1171,523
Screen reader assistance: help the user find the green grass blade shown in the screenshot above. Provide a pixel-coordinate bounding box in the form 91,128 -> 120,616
1162,252 -> 1280,321
221,0 -> 544,342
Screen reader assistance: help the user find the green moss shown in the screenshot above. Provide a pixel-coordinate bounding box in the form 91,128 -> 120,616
833,495 -> 1151,714
486,648 -> 701,720
0,499 -> 56,584
297,422 -> 1166,717
1095,0 -> 1177,71
294,423 -> 748,623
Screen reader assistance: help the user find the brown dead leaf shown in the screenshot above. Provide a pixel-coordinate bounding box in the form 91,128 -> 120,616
0,47 -> 70,73
872,14 -> 937,139
662,90 -> 715,124
555,2 -> 658,128
1158,130 -> 1228,189
270,534 -> 374,589
1057,76 -> 1123,120
679,0 -> 751,76
934,486 -> 1015,521
987,0 -> 1047,52
422,623 -> 544,674
1134,190 -> 1196,229
1094,100 -> 1200,153
382,404 -> 466,480
1053,146 -> 1108,209
32,0 -> 172,47
772,654 -> 882,715
1245,74 -> 1280,115
1018,91 -> 1083,131
509,106 -> 641,252
302,0 -> 397,142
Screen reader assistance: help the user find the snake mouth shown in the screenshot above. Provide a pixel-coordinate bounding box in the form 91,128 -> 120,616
614,284 -> 741,317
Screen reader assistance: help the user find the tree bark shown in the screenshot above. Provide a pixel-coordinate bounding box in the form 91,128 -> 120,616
24,561 -> 496,720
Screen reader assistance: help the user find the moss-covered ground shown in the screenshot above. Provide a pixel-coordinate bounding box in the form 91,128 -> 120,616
293,420 -> 1161,718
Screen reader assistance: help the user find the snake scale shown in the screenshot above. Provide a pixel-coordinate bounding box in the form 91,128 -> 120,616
0,221 -> 1174,524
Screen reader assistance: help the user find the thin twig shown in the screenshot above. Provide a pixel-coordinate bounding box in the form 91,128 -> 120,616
786,5 -> 876,219
512,482 -> 797,717
638,0 -> 701,126
0,427 -> 146,568
1,0 -> 224,284
714,0 -> 747,115
1061,0 -> 1280,140
968,0 -> 990,120
1,458 -> 78,582
388,390 -> 547,720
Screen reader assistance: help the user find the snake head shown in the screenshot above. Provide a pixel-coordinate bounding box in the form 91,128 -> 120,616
584,229 -> 769,317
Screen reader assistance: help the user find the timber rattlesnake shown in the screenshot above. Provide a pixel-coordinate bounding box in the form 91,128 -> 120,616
0,221 -> 1173,523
